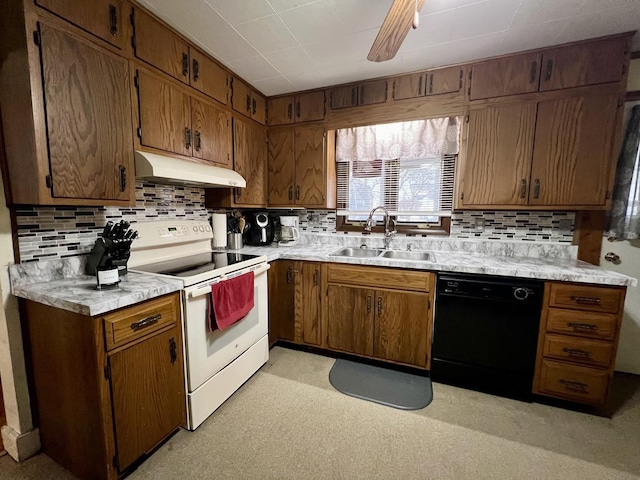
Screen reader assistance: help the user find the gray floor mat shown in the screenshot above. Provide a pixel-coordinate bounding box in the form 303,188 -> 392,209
329,359 -> 433,410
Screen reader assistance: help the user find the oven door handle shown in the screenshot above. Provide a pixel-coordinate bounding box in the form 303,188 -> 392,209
187,263 -> 270,299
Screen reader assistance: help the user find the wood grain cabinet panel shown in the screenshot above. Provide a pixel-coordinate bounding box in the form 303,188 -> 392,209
36,0 -> 126,49
540,37 -> 629,91
190,49 -> 229,105
538,359 -> 609,405
40,24 -> 133,201
393,72 -> 426,100
231,77 -> 252,118
297,262 -> 322,346
191,98 -> 232,167
267,129 -> 295,205
268,260 -> 296,345
374,290 -> 429,367
462,102 -> 537,206
548,283 -> 623,314
545,309 -> 618,341
295,127 -> 326,207
469,52 -> 541,100
327,285 -> 374,356
137,70 -> 192,157
295,91 -> 326,122
543,335 -> 614,368
233,117 -> 267,206
251,93 -> 266,125
427,66 -> 463,96
529,93 -> 619,206
267,96 -> 295,126
110,326 -> 186,472
330,85 -> 358,109
133,8 -> 190,84
358,80 -> 387,105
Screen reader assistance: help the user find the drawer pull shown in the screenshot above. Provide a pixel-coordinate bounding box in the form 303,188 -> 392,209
570,295 -> 601,305
559,378 -> 589,393
562,347 -> 592,358
131,314 -> 161,331
567,322 -> 598,332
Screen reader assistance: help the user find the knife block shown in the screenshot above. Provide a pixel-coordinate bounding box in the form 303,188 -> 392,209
85,238 -> 131,276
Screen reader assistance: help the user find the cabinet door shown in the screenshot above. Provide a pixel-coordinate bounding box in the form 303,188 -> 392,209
36,0 -> 125,49
191,98 -> 232,167
295,127 -> 326,207
358,80 -> 387,106
462,102 -> 536,206
427,66 -> 463,96
267,96 -> 294,126
233,118 -> 267,206
326,285 -> 374,356
109,327 -> 186,472
330,85 -> 358,109
296,91 -> 325,122
540,37 -> 628,91
297,262 -> 322,346
251,92 -> 266,125
231,77 -> 252,119
268,261 -> 296,345
470,52 -> 541,100
393,73 -> 426,100
133,8 -> 190,84
374,290 -> 429,367
137,70 -> 192,157
529,93 -> 619,206
267,129 -> 295,206
40,24 -> 133,201
190,49 -> 229,105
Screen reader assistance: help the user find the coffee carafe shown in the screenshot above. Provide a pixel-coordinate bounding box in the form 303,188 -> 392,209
279,215 -> 300,245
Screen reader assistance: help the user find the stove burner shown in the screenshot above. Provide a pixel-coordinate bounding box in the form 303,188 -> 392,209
134,252 -> 260,278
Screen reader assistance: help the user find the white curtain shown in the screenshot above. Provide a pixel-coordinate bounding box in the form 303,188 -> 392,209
335,117 -> 460,162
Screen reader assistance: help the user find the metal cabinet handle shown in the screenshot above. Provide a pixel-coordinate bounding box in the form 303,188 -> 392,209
193,59 -> 199,82
366,295 -> 371,314
296,101 -> 301,118
351,87 -> 358,106
533,179 -> 540,199
109,4 -> 118,36
195,131 -> 201,151
288,185 -> 293,201
182,53 -> 189,77
246,94 -> 251,113
567,322 -> 598,331
544,59 -> 553,82
185,127 -> 192,149
559,378 -> 588,393
570,296 -> 601,305
313,269 -> 319,286
287,103 -> 293,119
131,313 -> 161,331
529,61 -> 538,83
428,73 -> 433,93
295,186 -> 300,200
519,179 -> 527,199
252,98 -> 257,115
377,297 -> 382,315
562,347 -> 592,359
417,75 -> 423,96
119,165 -> 127,192
169,337 -> 177,364
286,266 -> 293,284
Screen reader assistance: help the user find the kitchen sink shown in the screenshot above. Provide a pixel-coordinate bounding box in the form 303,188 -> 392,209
329,247 -> 384,258
380,251 -> 431,261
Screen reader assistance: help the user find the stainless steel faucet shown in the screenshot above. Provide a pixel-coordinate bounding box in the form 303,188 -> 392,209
364,206 -> 397,249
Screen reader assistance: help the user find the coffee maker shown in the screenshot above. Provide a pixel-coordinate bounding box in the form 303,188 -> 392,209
279,215 -> 300,245
244,212 -> 275,246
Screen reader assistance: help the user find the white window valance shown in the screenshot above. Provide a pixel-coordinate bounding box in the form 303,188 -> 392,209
335,117 -> 460,163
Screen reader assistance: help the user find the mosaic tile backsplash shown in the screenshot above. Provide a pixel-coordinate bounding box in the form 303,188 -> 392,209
15,180 -> 574,262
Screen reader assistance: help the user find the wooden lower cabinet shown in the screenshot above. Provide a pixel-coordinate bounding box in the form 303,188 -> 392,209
268,260 -> 296,345
25,293 -> 185,479
326,284 -> 374,356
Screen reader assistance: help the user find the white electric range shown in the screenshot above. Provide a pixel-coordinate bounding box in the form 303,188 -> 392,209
129,220 -> 269,430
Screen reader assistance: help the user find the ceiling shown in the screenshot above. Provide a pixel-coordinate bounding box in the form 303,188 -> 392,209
135,0 -> 640,97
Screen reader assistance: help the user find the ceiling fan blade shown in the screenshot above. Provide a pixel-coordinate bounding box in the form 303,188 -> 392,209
368,0 -> 426,62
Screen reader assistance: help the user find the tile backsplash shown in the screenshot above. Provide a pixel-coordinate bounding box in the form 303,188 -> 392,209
15,180 -> 575,263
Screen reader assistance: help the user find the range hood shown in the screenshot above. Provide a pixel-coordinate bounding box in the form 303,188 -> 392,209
134,151 -> 246,188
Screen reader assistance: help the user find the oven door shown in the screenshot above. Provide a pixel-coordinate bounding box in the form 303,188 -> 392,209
182,263 -> 269,391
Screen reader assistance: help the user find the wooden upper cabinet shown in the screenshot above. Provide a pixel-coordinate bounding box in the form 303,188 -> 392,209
462,102 -> 537,206
358,80 -> 387,106
427,66 -> 463,96
190,49 -> 229,105
267,96 -> 295,126
393,72 -> 426,100
251,92 -> 266,125
326,285 -> 374,356
469,52 -> 541,100
133,8 -> 190,84
529,92 -> 619,206
36,0 -> 126,49
231,77 -> 252,118
540,37 -> 629,91
295,126 -> 326,207
136,70 -> 191,157
191,98 -> 232,167
233,118 -> 267,206
267,129 -> 295,206
295,91 -> 326,122
40,23 -> 133,201
330,85 -> 358,109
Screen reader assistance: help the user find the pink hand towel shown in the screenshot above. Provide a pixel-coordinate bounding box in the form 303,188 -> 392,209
208,271 -> 254,332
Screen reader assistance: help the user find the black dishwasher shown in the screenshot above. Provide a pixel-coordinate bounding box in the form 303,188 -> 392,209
431,274 -> 543,399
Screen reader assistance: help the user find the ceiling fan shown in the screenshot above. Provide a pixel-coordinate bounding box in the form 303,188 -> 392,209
368,0 -> 426,62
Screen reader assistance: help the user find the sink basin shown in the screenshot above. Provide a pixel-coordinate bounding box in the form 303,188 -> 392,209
380,250 -> 431,261
329,247 -> 384,258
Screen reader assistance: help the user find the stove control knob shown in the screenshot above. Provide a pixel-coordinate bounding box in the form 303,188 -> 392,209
193,226 -> 198,232
205,225 -> 211,232
514,288 -> 529,301
198,225 -> 204,232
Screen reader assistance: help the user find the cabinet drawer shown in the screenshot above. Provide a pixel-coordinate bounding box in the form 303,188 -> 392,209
549,283 -> 623,313
103,293 -> 180,350
543,334 -> 614,368
538,359 -> 608,405
546,308 -> 617,341
326,264 -> 431,292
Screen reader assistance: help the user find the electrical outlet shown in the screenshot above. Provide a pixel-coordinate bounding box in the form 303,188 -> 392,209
311,214 -> 320,227
474,218 -> 485,231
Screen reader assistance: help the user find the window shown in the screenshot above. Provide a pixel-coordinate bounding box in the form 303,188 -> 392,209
335,118 -> 460,232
